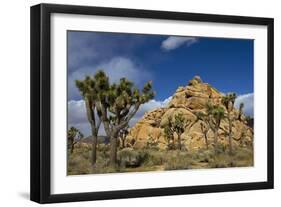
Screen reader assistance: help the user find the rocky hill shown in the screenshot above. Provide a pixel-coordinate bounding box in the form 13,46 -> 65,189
126,76 -> 253,150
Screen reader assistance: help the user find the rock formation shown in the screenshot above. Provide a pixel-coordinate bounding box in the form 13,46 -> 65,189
126,76 -> 253,150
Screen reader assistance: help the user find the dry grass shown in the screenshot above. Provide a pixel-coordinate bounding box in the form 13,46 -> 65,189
67,142 -> 253,175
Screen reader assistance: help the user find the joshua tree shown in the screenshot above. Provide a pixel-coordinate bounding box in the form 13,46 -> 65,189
88,70 -> 154,166
200,102 -> 225,154
195,112 -> 210,150
238,102 -> 244,121
76,76 -> 102,166
200,122 -> 210,149
67,126 -> 84,154
118,127 -> 129,149
222,93 -> 236,154
173,113 -> 189,150
146,133 -> 159,149
164,113 -> 192,150
163,117 -> 175,150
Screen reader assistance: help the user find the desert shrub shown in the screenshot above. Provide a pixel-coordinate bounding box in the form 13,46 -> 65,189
164,150 -> 193,170
209,156 -> 230,168
209,146 -> 253,168
91,163 -> 119,174
232,147 -> 253,167
98,144 -> 110,159
192,149 -> 215,163
118,148 -> 146,168
166,143 -> 177,150
142,150 -> 165,166
234,147 -> 252,160
216,143 -> 227,154
68,154 -> 92,175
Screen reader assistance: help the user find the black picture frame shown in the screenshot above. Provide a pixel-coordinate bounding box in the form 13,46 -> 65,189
30,3 -> 274,204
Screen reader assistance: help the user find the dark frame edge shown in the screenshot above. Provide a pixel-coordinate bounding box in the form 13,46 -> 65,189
30,3 -> 274,204
44,182 -> 272,204
40,3 -> 273,25
30,4 -> 42,203
30,4 -> 52,203
267,19 -> 274,189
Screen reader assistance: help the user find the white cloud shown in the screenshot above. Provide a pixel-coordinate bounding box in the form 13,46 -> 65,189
98,57 -> 151,84
161,36 -> 198,51
68,97 -> 172,136
68,100 -> 106,136
68,57 -> 152,100
68,100 -> 87,124
234,93 -> 254,117
130,96 -> 172,126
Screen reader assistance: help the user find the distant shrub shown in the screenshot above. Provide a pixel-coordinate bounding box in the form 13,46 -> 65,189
192,149 -> 215,163
118,148 -> 146,168
164,150 -> 193,170
209,146 -> 253,168
142,150 -> 164,166
68,154 -> 92,175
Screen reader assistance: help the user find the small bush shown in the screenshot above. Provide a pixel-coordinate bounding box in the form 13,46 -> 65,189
192,149 -> 215,163
164,150 -> 193,170
68,154 -> 92,175
118,148 -> 146,168
142,150 -> 164,166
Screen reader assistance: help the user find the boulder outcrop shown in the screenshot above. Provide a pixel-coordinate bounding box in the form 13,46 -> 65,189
126,76 -> 253,150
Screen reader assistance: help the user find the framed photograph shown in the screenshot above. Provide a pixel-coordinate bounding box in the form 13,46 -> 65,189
30,3 -> 274,203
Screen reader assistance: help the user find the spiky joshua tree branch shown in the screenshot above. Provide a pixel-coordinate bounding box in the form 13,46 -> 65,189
78,70 -> 155,166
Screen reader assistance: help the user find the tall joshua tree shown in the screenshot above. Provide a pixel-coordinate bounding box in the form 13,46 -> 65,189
173,113 -> 188,150
91,71 -> 154,166
195,112 -> 210,150
222,93 -> 236,154
164,113 -> 194,150
163,117 -> 175,150
200,122 -> 210,149
76,76 -> 101,166
67,126 -> 84,154
200,102 -> 225,154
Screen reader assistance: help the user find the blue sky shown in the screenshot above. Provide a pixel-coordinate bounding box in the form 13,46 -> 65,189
67,31 -> 254,136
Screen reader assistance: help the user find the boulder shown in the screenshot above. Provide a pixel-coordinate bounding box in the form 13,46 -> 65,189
125,76 -> 253,150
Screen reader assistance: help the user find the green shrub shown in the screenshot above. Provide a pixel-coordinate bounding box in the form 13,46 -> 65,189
142,150 -> 164,166
67,154 -> 92,175
118,148 -> 147,168
164,150 -> 193,170
192,149 -> 215,163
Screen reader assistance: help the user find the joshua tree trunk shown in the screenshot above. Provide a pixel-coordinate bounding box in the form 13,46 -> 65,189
121,138 -> 125,149
200,123 -> 209,150
70,142 -> 74,154
91,129 -> 98,166
177,133 -> 182,150
85,98 -> 99,166
204,134 -> 209,150
110,136 -> 118,166
228,118 -> 233,155
214,130 -> 219,154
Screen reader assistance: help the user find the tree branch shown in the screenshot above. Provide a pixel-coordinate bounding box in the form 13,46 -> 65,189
116,103 -> 140,131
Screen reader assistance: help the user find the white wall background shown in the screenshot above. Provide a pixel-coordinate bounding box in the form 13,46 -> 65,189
0,0 -> 279,206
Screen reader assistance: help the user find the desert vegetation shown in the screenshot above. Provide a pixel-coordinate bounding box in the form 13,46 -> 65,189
67,72 -> 254,175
